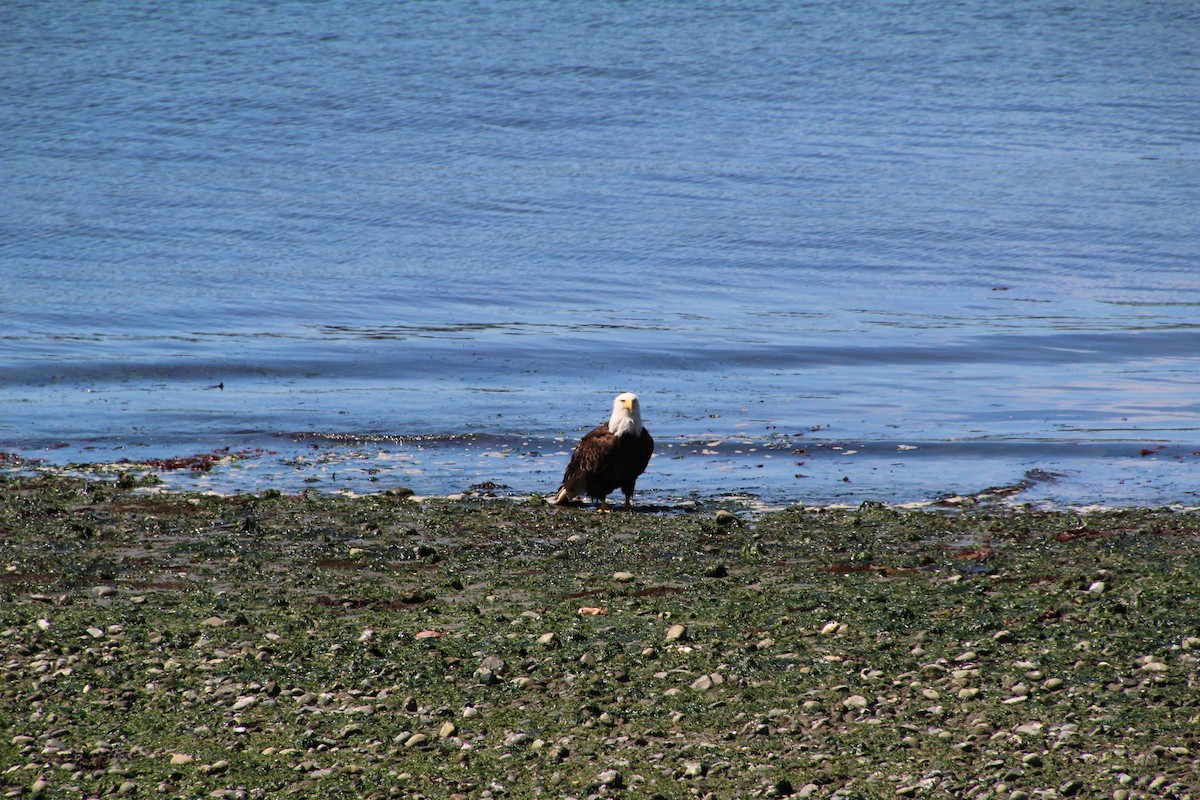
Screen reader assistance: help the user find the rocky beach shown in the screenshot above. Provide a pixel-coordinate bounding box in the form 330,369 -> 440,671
1,475 -> 1197,799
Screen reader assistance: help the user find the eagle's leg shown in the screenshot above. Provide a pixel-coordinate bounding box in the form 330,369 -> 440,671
623,493 -> 634,510
597,498 -> 612,514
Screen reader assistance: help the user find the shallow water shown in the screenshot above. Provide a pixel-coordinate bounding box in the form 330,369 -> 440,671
2,1 -> 1198,505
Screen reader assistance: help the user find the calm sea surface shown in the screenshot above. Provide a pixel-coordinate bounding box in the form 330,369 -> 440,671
2,1 -> 1198,506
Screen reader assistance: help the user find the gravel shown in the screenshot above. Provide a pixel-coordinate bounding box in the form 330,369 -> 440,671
1,475 -> 1197,798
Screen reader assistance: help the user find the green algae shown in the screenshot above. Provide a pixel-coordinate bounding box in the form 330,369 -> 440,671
1,476 -> 1198,799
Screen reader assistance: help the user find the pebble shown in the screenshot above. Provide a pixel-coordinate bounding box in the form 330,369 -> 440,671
843,694 -> 869,710
414,629 -> 444,639
691,674 -> 714,691
89,585 -> 117,598
169,753 -> 194,765
715,510 -> 740,526
30,778 -> 48,797
1087,580 -> 1106,595
403,733 -> 429,748
536,632 -> 557,646
117,780 -> 136,795
1059,779 -> 1083,796
665,623 -> 687,642
230,696 -> 257,711
438,721 -> 457,739
597,769 -> 622,788
612,571 -> 635,583
461,706 -> 480,720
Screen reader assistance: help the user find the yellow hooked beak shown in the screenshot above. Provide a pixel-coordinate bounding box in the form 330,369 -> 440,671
621,397 -> 635,411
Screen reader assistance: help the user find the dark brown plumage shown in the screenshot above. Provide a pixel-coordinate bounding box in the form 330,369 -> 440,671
553,392 -> 653,511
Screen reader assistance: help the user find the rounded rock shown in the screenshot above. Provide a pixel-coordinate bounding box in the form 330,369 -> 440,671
1059,779 -> 1083,796
597,769 -> 623,788
843,694 -> 869,710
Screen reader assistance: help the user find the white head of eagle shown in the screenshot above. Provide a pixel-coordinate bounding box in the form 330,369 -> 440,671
608,391 -> 643,438
553,392 -> 655,511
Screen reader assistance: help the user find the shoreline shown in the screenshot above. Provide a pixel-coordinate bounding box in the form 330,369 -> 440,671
2,474 -> 1198,798
3,436 -> 1198,513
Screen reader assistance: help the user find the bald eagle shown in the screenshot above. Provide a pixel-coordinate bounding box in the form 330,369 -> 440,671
553,392 -> 654,511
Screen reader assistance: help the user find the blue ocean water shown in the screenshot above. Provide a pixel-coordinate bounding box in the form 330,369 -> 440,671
2,1 -> 1198,506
